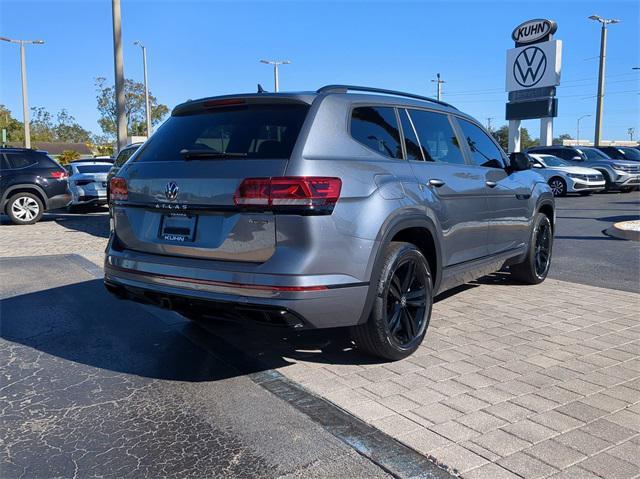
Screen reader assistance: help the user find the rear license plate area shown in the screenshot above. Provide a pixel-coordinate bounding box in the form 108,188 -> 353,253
159,213 -> 197,242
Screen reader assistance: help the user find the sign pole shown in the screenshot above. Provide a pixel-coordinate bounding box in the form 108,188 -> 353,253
540,118 -> 553,146
508,120 -> 521,153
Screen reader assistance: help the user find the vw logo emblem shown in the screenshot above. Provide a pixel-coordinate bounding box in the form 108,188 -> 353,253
165,182 -> 179,201
513,46 -> 547,88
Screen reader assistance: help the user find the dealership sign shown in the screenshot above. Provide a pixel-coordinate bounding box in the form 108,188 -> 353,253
506,40 -> 561,92
511,19 -> 557,45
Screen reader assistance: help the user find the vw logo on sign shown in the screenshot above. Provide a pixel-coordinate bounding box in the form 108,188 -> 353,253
513,46 -> 547,88
165,181 -> 179,201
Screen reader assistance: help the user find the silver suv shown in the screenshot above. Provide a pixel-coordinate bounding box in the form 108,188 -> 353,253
104,85 -> 555,360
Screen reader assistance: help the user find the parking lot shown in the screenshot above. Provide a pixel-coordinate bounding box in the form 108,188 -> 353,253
1,191 -> 639,478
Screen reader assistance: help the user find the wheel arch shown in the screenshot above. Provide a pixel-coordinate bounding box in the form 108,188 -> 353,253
358,214 -> 442,325
1,184 -> 48,213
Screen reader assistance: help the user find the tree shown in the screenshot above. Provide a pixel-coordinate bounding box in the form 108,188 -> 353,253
58,150 -> 81,165
553,133 -> 572,145
54,109 -> 91,143
95,77 -> 169,139
0,105 -> 24,143
30,106 -> 55,142
492,125 -> 537,151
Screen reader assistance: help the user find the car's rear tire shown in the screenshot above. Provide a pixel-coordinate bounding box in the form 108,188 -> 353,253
510,213 -> 553,285
351,242 -> 433,361
548,177 -> 567,197
7,192 -> 44,225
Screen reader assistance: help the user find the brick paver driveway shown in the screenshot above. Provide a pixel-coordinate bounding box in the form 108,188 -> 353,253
2,210 -> 639,479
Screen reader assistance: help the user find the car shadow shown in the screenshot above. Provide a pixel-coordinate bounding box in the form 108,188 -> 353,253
51,210 -> 110,238
1,273 -> 490,378
1,279 -> 238,382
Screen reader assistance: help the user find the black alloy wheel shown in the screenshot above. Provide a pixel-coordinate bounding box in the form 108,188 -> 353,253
534,218 -> 552,278
385,257 -> 429,349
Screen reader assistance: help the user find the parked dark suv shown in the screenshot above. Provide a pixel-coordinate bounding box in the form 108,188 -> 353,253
596,146 -> 640,163
0,148 -> 70,224
105,85 -> 554,360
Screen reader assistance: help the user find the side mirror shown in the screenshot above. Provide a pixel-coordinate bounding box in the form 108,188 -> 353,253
532,163 -> 543,168
508,152 -> 531,172
571,156 -> 583,161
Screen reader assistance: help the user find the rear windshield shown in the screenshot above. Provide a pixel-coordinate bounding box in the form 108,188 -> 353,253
134,104 -> 309,162
75,164 -> 112,173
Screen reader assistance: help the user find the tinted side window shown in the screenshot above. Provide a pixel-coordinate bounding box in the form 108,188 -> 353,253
458,119 -> 506,169
408,110 -> 465,164
115,148 -> 135,167
554,149 -> 577,160
0,155 -> 9,171
5,152 -> 38,169
399,109 -> 423,161
351,107 -> 402,159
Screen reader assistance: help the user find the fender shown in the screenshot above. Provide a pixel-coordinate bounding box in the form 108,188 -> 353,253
535,193 -> 555,227
0,183 -> 49,210
357,213 -> 443,325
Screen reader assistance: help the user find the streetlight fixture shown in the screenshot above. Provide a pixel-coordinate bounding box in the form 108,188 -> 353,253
260,59 -> 291,92
134,41 -> 152,138
588,15 -> 620,146
0,36 -> 45,149
576,114 -> 591,145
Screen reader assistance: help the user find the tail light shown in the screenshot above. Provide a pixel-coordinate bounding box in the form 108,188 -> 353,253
49,171 -> 68,180
110,177 -> 128,201
234,177 -> 341,214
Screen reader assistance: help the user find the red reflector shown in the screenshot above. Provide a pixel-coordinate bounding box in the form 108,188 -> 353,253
234,177 -> 342,212
110,177 -> 128,201
203,98 -> 245,108
50,171 -> 67,179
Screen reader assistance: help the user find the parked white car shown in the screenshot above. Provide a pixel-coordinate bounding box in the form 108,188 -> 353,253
66,161 -> 113,211
528,153 -> 605,196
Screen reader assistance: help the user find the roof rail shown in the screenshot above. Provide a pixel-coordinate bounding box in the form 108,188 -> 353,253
316,84 -> 457,109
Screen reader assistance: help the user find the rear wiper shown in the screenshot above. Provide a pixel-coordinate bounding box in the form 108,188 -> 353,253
179,149 -> 247,160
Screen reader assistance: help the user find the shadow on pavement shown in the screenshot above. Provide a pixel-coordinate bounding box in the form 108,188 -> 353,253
1,278 -> 236,381
52,211 -> 110,238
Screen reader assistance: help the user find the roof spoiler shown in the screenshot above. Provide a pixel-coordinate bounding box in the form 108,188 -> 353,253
316,84 -> 457,110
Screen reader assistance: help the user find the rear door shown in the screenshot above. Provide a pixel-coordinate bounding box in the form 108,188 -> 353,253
403,108 -> 489,266
112,101 -> 309,262
454,118 -> 530,255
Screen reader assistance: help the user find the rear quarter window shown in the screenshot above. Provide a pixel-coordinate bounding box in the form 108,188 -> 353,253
5,152 -> 39,169
350,106 -> 403,159
134,103 -> 309,162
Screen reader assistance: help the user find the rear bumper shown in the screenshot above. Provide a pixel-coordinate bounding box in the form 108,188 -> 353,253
47,193 -> 72,211
104,248 -> 370,329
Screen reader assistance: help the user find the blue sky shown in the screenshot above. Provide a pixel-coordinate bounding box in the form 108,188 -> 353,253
1,0 -> 638,141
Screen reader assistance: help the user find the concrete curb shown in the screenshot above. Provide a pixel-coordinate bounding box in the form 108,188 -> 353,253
606,221 -> 640,241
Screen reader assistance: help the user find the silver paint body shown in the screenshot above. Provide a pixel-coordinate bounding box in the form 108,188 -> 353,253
105,91 -> 554,329
67,161 -> 112,206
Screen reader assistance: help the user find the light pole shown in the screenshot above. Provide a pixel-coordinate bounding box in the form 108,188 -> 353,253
134,41 -> 151,138
431,73 -> 446,101
260,59 -> 291,92
588,15 -> 620,146
112,0 -> 128,152
577,114 -> 591,145
0,37 -> 45,149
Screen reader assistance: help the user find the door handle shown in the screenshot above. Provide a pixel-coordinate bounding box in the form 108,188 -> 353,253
485,181 -> 497,188
428,179 -> 445,187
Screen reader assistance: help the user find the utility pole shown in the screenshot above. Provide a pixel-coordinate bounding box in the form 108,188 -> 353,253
112,0 -> 128,152
134,41 -> 151,138
628,127 -> 635,141
577,114 -> 591,145
589,15 -> 620,146
0,37 -> 45,149
486,117 -> 494,132
260,59 -> 291,92
431,73 -> 446,101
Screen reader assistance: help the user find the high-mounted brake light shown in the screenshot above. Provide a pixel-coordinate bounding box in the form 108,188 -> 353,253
49,171 -> 67,180
110,177 -> 128,201
203,98 -> 245,108
234,177 -> 342,214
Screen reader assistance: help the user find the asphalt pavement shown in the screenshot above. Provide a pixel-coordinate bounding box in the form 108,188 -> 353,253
0,255 -> 394,479
549,190 -> 640,293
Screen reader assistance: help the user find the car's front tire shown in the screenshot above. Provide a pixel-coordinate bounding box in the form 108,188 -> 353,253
510,213 -> 553,285
7,192 -> 44,225
548,177 -> 567,197
351,242 -> 433,361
